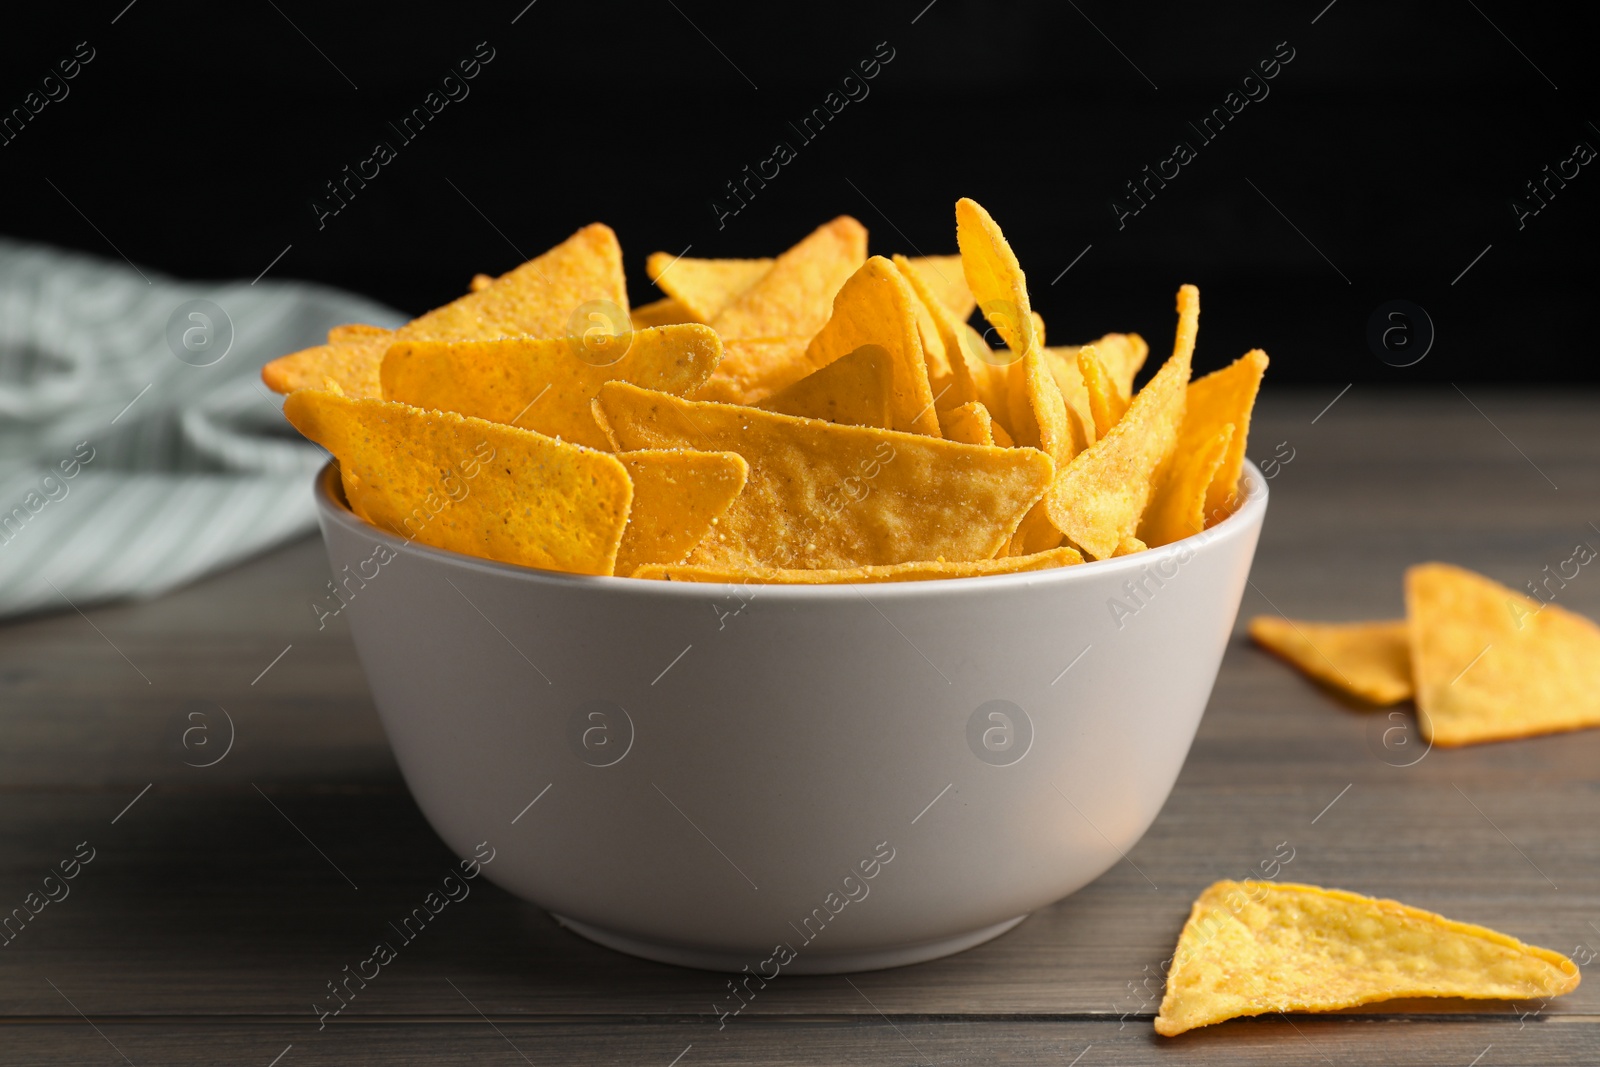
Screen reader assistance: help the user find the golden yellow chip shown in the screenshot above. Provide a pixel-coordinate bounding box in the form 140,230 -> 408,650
692,336 -> 818,405
900,254 -> 975,320
1007,502 -> 1063,556
894,254 -> 980,410
757,344 -> 893,428
1044,285 -> 1197,559
955,197 -> 1036,354
1138,424 -> 1233,547
1155,880 -> 1579,1036
1078,346 -> 1129,439
1113,536 -> 1147,556
614,450 -> 748,576
1185,348 -> 1269,521
328,323 -> 391,344
938,401 -> 996,445
264,223 -> 628,398
284,390 -> 631,575
629,296 -> 694,329
645,255 -> 772,323
1248,616 -> 1413,705
636,546 -> 1081,584
594,382 -> 1053,570
804,257 -> 941,436
710,217 -> 867,339
380,324 -> 722,452
1407,562 -> 1600,746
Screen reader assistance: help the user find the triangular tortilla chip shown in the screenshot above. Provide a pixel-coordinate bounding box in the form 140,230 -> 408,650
1138,423 -> 1233,547
593,382 -> 1053,570
956,198 -> 1036,355
328,323 -> 391,344
938,400 -> 996,445
615,450 -> 748,575
264,223 -> 628,397
1044,285 -> 1197,559
804,257 -> 941,436
645,255 -> 772,323
757,344 -> 893,428
1182,349 -> 1269,522
1248,616 -> 1413,705
900,254 -> 975,320
636,546 -> 1082,584
284,391 -> 631,575
630,296 -> 693,329
1155,880 -> 1580,1036
380,324 -> 722,452
1078,346 -> 1129,439
1407,562 -> 1600,746
710,217 -> 867,339
894,254 -> 979,410
1007,502 -> 1063,556
692,336 -> 818,405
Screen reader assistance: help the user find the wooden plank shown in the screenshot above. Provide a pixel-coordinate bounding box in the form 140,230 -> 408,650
4,1017 -> 1595,1066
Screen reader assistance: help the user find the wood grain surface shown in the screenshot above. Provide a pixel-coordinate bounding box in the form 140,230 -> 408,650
2,388 -> 1597,1065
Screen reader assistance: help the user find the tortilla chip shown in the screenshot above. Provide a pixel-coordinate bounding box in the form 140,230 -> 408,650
615,450 -> 748,575
757,344 -> 893,428
693,336 -> 817,404
1113,536 -> 1147,556
594,382 -> 1053,570
284,390 -> 630,575
956,198 -> 1037,355
1155,880 -> 1580,1036
1248,617 -> 1413,705
645,255 -> 772,323
1184,349 -> 1269,522
380,324 -> 722,452
1078,346 -> 1130,439
1007,502 -> 1063,556
1407,562 -> 1600,746
1043,286 -> 1197,559
710,217 -> 867,339
1138,424 -> 1233,547
938,401 -> 996,445
636,546 -> 1082,584
805,257 -> 941,436
328,323 -> 391,344
264,223 -> 628,397
901,254 -> 975,320
630,296 -> 694,329
894,254 -> 978,409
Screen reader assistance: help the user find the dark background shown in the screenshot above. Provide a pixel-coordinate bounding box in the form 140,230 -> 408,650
3,0 -> 1596,383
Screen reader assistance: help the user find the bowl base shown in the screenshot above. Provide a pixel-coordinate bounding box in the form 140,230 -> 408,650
551,913 -> 1029,974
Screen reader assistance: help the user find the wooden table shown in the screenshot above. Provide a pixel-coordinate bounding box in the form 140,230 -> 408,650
3,388 -> 1597,1065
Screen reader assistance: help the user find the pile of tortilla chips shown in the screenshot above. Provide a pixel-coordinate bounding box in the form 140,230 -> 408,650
1154,879 -> 1579,1035
266,199 -> 1269,582
1250,561 -> 1600,746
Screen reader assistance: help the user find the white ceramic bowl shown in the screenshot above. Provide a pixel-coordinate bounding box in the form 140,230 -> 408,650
314,462 -> 1267,973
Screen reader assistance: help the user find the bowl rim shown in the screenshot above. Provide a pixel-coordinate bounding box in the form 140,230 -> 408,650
314,458 -> 1267,601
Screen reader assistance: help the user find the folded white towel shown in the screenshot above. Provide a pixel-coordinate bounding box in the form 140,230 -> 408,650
0,238 -> 404,617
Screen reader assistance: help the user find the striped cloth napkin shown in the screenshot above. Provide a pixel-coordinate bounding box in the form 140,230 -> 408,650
0,238 -> 404,618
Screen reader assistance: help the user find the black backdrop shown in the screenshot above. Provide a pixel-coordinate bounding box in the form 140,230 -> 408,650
4,1 -> 1596,383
